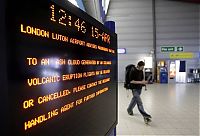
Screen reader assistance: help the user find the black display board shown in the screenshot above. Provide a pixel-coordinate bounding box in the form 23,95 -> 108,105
5,0 -> 117,135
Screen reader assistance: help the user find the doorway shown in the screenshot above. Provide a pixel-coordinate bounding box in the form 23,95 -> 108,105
175,60 -> 186,83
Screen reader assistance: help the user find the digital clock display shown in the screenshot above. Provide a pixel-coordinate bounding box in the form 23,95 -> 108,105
49,4 -> 111,44
6,0 -> 117,136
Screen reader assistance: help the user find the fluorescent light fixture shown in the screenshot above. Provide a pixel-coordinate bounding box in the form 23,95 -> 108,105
117,48 -> 126,54
102,0 -> 110,14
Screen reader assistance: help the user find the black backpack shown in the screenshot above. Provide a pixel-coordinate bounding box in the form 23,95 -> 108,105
124,64 -> 136,89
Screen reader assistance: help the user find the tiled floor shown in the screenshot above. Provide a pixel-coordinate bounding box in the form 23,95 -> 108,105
117,83 -> 199,136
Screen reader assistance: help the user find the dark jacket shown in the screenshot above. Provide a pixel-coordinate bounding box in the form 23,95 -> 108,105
129,68 -> 144,89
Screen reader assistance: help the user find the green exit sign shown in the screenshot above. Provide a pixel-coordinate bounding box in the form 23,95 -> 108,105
176,46 -> 183,52
161,46 -> 184,52
161,47 -> 175,52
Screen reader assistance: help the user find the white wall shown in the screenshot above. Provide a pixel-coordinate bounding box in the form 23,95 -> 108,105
106,0 -> 154,82
106,0 -> 200,82
156,0 -> 199,71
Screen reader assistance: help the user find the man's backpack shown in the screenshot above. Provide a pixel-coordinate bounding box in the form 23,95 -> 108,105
124,64 -> 136,89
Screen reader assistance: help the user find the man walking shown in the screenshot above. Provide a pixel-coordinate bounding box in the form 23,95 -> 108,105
127,61 -> 151,122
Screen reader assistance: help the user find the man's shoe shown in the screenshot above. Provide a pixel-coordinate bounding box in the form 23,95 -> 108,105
145,114 -> 152,118
127,109 -> 133,116
144,116 -> 152,124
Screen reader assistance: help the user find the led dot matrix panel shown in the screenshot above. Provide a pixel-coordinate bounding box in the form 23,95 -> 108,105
6,0 -> 117,135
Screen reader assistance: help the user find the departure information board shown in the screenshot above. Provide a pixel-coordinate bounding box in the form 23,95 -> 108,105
7,0 -> 117,135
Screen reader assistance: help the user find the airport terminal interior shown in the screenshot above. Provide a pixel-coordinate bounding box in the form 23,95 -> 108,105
102,0 -> 200,135
2,0 -> 200,135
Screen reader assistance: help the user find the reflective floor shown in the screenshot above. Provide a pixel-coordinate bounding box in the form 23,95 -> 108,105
117,83 -> 199,136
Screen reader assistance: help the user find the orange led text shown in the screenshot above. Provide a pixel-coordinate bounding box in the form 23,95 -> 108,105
27,76 -> 60,86
21,24 -> 49,38
24,109 -> 59,130
38,90 -> 71,104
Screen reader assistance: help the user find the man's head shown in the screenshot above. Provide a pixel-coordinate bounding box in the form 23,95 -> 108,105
137,61 -> 145,70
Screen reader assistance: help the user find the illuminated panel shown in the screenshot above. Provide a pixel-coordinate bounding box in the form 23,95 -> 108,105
7,0 -> 117,136
169,52 -> 194,59
169,61 -> 176,79
117,48 -> 126,54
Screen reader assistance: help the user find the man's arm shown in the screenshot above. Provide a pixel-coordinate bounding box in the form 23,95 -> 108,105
130,80 -> 148,85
